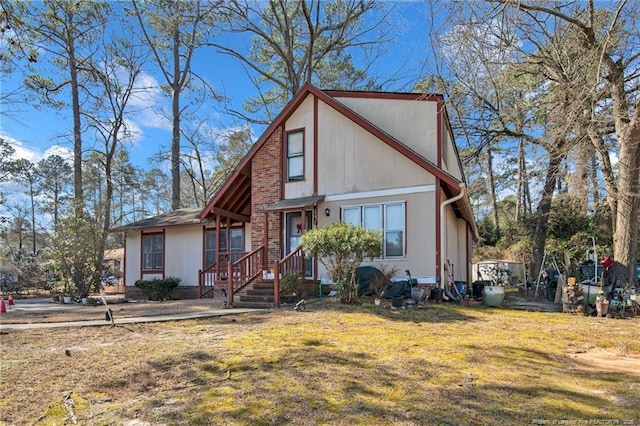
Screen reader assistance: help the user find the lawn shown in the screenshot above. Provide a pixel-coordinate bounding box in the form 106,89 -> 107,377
1,300 -> 639,425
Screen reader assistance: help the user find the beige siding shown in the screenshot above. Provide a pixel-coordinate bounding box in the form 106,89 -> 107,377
285,96 -> 315,199
442,126 -> 463,181
332,97 -> 439,164
124,231 -> 141,286
443,205 -> 469,283
315,188 -> 438,282
317,100 -> 434,196
164,226 -> 203,286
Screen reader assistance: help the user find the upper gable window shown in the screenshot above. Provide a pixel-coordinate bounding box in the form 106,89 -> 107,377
286,130 -> 304,181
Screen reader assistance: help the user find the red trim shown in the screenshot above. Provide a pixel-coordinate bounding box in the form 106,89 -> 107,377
312,86 -> 460,190
201,225 -> 206,271
285,127 -> 305,182
325,90 -> 442,102
313,96 -> 319,195
280,125 -> 286,200
437,98 -> 443,168
435,179 -> 441,283
200,83 -> 461,220
140,230 -> 165,277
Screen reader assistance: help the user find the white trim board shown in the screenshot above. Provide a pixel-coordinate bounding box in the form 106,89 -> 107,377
324,184 -> 436,202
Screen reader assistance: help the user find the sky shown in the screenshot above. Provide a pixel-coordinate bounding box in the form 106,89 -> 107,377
0,2 -> 434,173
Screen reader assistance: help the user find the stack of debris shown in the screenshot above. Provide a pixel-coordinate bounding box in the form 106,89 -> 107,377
562,279 -> 587,314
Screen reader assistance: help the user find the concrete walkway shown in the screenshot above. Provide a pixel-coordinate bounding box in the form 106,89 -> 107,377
0,309 -> 261,330
0,297 -> 264,330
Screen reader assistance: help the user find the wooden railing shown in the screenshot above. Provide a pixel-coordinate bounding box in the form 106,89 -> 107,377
274,246 -> 305,307
226,245 -> 265,307
199,252 -> 246,298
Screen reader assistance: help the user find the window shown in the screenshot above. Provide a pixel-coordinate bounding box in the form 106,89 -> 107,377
341,202 -> 405,258
286,130 -> 304,181
142,233 -> 163,271
204,229 -> 244,267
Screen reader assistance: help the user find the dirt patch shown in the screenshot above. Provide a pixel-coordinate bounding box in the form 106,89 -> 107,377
568,347 -> 640,377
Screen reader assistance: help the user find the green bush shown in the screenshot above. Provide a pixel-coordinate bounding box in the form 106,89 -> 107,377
134,277 -> 181,301
301,222 -> 381,304
279,272 -> 302,295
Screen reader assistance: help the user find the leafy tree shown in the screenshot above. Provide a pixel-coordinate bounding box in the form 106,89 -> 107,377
213,0 -> 393,123
131,0 -> 221,210
0,138 -> 17,182
35,154 -> 72,229
492,0 -> 640,286
141,168 -> 172,217
11,158 -> 39,254
300,222 -> 381,304
47,205 -> 103,297
16,0 -> 112,218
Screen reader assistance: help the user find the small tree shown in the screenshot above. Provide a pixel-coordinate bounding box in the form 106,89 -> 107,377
47,207 -> 103,298
300,222 -> 381,304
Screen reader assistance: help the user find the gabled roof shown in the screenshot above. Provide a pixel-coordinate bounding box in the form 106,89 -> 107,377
112,207 -> 202,231
200,83 -> 464,220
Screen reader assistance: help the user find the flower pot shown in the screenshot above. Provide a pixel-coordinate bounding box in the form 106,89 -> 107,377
483,286 -> 505,307
63,296 -> 72,304
374,297 -> 381,306
82,297 -> 88,305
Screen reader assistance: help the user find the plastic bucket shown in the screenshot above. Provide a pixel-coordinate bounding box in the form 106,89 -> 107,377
411,288 -> 424,302
483,286 -> 505,307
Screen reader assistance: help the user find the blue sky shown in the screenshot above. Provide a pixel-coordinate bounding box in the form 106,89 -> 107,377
1,2 -> 434,171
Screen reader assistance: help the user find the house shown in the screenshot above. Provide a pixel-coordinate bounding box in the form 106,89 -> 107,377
115,83 -> 478,306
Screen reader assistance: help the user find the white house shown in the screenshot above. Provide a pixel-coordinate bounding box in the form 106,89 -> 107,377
115,84 -> 478,306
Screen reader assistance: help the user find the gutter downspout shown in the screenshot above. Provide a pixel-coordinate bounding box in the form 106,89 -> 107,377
440,183 -> 466,289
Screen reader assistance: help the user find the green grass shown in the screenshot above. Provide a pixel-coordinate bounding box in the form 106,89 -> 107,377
1,301 -> 639,425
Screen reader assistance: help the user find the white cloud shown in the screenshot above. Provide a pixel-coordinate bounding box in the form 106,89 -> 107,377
3,135 -> 42,162
130,71 -> 172,131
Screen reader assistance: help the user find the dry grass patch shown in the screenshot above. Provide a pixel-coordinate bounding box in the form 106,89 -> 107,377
0,302 -> 639,425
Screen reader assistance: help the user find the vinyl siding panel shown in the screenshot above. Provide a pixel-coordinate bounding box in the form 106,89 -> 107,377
285,96 -> 315,199
332,97 -> 439,164
317,99 -> 433,197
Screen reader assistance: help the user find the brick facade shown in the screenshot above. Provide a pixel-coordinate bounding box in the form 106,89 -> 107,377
251,126 -> 282,266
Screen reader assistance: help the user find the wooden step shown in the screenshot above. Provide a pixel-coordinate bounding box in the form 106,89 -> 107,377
239,294 -> 274,303
233,301 -> 273,309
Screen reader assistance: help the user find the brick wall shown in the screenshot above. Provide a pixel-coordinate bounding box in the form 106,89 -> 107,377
251,126 -> 282,266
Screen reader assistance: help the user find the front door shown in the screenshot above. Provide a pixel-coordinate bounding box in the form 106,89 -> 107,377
285,211 -> 313,277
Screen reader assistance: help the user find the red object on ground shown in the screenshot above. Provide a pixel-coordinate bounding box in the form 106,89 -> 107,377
0,298 -> 6,314
601,257 -> 614,268
7,294 -> 14,306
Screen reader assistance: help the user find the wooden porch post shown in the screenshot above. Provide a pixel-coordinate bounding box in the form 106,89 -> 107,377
227,261 -> 234,307
263,211 -> 269,269
274,260 -> 280,308
300,209 -> 307,277
214,214 -> 220,281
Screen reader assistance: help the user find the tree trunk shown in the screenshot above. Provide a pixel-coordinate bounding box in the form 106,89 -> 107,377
611,124 -> 640,286
529,152 -> 564,281
69,45 -> 84,218
486,146 -> 499,230
171,24 -> 181,211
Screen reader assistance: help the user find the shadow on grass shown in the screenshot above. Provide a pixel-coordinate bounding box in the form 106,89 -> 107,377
306,299 -> 481,324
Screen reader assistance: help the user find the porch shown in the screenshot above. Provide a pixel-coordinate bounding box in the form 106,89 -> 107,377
197,245 -> 318,308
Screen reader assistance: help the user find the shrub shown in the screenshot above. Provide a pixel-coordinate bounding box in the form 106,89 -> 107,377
279,272 -> 302,295
134,277 -> 181,301
301,222 -> 381,304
